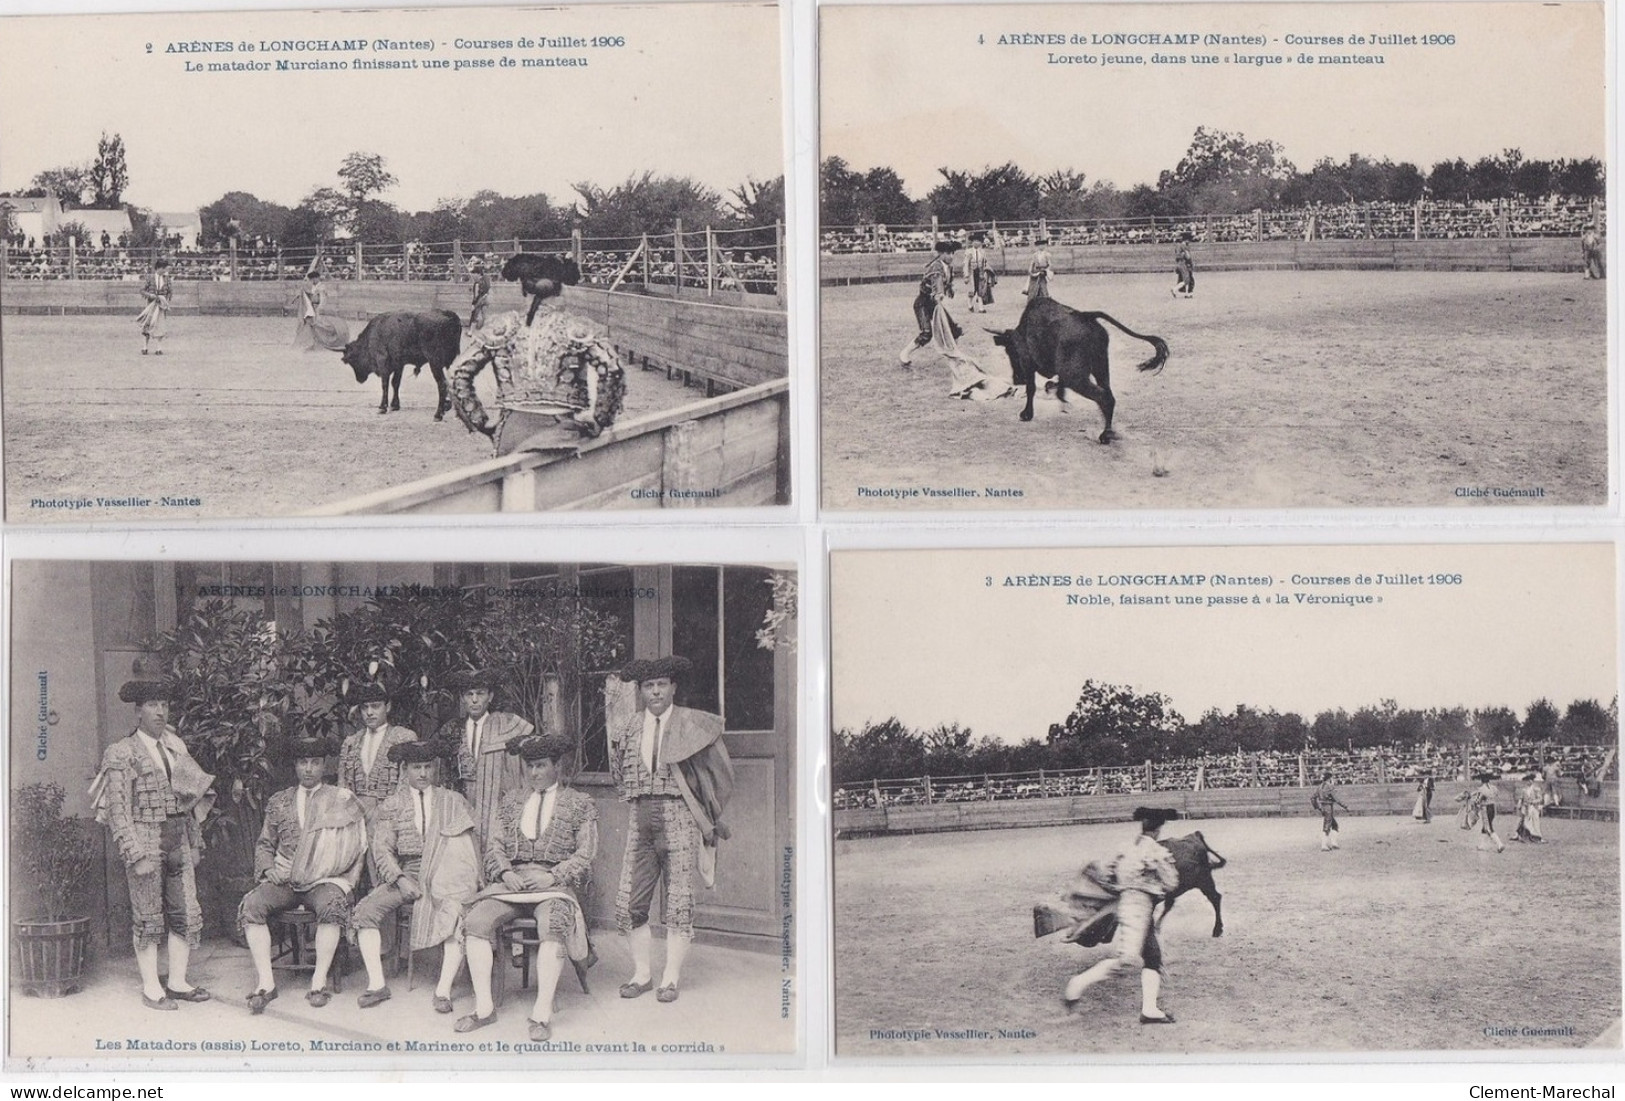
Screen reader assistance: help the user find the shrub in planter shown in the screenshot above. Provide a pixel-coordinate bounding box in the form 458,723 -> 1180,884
11,782 -> 97,997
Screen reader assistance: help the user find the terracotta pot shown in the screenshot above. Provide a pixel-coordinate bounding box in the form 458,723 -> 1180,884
13,916 -> 90,998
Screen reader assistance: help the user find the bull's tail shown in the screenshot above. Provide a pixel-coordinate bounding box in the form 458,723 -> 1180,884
1204,844 -> 1227,870
1083,312 -> 1170,375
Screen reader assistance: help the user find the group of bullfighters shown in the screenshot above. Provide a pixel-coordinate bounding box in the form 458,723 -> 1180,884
92,653 -> 731,1043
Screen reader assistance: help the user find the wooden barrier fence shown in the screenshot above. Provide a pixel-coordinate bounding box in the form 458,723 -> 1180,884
834,780 -> 1619,837
820,237 -> 1587,285
307,379 -> 790,514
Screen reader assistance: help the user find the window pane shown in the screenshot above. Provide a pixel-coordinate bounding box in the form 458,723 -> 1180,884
723,567 -> 776,731
672,567 -> 721,715
578,567 -> 636,773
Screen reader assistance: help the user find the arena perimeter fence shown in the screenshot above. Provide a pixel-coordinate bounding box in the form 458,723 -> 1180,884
833,743 -> 1619,811
820,199 -> 1604,254
0,222 -> 786,301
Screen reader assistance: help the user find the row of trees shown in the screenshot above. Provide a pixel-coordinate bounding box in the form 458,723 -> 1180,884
11,133 -> 784,251
833,679 -> 1619,784
822,128 -> 1607,226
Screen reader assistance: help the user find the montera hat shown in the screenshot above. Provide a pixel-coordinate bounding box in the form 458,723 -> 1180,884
347,681 -> 391,704
620,655 -> 693,683
446,667 -> 501,692
506,732 -> 574,763
1132,806 -> 1181,830
934,240 -> 961,254
283,735 -> 338,761
388,739 -> 444,765
119,678 -> 175,705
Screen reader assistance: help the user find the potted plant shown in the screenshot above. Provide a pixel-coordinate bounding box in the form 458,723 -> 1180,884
11,782 -> 97,997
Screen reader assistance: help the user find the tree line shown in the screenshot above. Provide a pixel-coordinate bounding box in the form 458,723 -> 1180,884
6,134 -> 785,250
822,126 -> 1606,227
833,679 -> 1620,785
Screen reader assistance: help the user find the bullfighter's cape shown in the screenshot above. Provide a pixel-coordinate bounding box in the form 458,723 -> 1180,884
472,865 -> 591,963
89,726 -> 217,829
286,786 -> 367,893
408,787 -> 481,950
658,706 -> 736,889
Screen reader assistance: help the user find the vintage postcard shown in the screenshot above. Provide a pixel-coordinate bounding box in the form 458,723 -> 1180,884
830,544 -> 1619,1056
820,3 -> 1609,510
1,4 -> 789,522
8,556 -> 797,1065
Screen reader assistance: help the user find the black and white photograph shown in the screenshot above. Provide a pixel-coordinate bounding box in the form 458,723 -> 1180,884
829,544 -> 1619,1056
819,3 -> 1608,510
9,557 -> 797,1064
1,3 -> 789,522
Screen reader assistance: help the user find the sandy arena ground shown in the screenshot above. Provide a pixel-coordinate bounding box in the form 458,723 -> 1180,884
3,315 -> 705,522
820,270 -> 1609,510
833,813 -> 1620,1057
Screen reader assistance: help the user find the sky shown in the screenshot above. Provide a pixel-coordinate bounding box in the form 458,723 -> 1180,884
831,545 -> 1618,744
821,2 -> 1605,199
0,3 -> 784,214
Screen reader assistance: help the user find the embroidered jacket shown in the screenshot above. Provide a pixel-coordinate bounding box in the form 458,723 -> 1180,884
484,786 -> 598,892
338,724 -> 418,814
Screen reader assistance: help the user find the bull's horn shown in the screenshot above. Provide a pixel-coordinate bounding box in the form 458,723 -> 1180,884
983,328 -> 1006,336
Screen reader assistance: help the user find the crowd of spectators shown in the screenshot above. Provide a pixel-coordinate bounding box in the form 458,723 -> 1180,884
1,234 -> 781,296
818,198 -> 1604,254
831,742 -> 1617,810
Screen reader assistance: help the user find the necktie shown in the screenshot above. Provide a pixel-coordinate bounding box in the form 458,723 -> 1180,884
538,788 -> 555,837
416,789 -> 427,836
157,738 -> 173,783
468,717 -> 480,758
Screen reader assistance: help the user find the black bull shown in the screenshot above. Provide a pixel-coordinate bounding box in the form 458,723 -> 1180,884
989,295 -> 1169,444
1033,831 -> 1227,946
340,309 -> 460,418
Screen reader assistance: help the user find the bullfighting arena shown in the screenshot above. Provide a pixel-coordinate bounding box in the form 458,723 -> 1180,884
2,315 -> 705,521
820,270 -> 1608,510
833,814 -> 1621,1057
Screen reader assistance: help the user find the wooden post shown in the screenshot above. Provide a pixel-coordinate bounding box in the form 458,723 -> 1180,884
354,240 -> 363,281
930,215 -> 940,245
774,221 -> 785,306
673,220 -> 684,297
1414,201 -> 1423,241
229,238 -> 239,282
1145,759 -> 1154,792
1255,209 -> 1265,241
571,228 -> 583,273
641,233 -> 651,288
923,775 -> 933,806
67,236 -> 77,279
452,239 -> 464,273
984,775 -> 993,802
706,226 -> 716,295
1298,752 -> 1307,787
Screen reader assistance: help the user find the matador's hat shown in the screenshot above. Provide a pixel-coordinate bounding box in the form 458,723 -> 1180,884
619,654 -> 693,684
1132,806 -> 1180,830
934,240 -> 961,254
346,681 -> 392,704
119,679 -> 175,705
119,656 -> 174,704
445,667 -> 501,693
507,732 -> 574,763
282,735 -> 338,761
389,739 -> 443,765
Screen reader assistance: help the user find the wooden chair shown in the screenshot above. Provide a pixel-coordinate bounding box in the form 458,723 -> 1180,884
494,917 -> 594,1007
272,907 -> 348,990
392,908 -> 415,991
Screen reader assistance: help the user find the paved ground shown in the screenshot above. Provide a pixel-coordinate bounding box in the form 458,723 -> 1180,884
10,931 -> 793,1067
